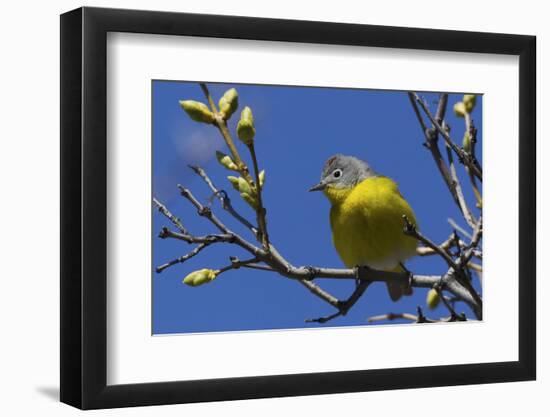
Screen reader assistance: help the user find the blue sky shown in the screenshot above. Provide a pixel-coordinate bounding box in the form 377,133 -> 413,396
152,81 -> 482,334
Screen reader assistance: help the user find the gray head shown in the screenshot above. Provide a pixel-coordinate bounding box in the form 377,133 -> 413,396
309,154 -> 376,192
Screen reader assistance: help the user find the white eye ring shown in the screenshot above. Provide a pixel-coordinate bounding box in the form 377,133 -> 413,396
333,169 -> 343,179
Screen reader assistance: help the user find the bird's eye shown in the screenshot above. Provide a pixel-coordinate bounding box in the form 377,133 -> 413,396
333,169 -> 342,179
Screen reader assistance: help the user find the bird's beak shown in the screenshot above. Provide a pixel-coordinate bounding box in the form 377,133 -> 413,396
308,181 -> 326,192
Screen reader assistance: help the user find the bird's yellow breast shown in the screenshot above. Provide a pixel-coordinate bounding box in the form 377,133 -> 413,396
325,176 -> 418,270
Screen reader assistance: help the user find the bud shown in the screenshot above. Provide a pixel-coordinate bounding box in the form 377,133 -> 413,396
453,101 -> 466,118
426,288 -> 441,310
462,132 -> 472,153
258,170 -> 266,189
183,269 -> 219,287
237,176 -> 252,195
463,94 -> 477,113
216,151 -> 239,171
218,88 -> 239,120
237,106 -> 256,145
227,176 -> 240,191
240,192 -> 259,209
179,100 -> 215,124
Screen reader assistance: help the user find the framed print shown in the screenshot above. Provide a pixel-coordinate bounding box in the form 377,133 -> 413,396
60,6 -> 536,409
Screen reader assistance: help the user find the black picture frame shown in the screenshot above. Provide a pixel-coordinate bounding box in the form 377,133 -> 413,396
60,6 -> 536,410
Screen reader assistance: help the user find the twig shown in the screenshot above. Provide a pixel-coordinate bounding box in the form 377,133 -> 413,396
158,227 -> 233,244
156,243 -> 208,273
153,197 -> 187,234
445,141 -> 477,228
408,93 -> 460,206
305,280 -> 371,323
403,215 -> 455,268
447,218 -> 473,240
247,143 -> 270,248
411,92 -> 482,180
217,256 -> 260,274
199,83 -> 252,182
416,234 -> 455,256
407,93 -> 476,228
368,312 -> 422,323
188,165 -> 258,235
434,286 -> 466,321
464,112 -> 482,208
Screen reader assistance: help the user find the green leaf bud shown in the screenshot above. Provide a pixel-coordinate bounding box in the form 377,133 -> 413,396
453,101 -> 466,118
227,176 -> 240,191
179,100 -> 215,124
426,288 -> 441,310
258,170 -> 266,189
183,269 -> 219,287
237,176 -> 252,195
237,106 -> 256,145
216,151 -> 239,171
218,88 -> 239,120
463,94 -> 477,113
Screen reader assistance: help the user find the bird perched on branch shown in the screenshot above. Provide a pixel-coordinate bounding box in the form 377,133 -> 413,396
309,154 -> 418,301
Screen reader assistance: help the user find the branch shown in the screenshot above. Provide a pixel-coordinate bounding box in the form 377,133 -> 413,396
156,179 -> 482,321
188,165 -> 258,236
407,93 -> 477,228
408,93 -> 458,204
305,281 -> 371,323
464,112 -> 482,208
445,140 -> 477,228
199,83 -> 253,182
411,92 -> 482,180
156,243 -> 209,273
247,143 -> 270,248
367,312 -> 427,323
153,197 -> 187,234
435,286 -> 467,321
403,215 -> 455,268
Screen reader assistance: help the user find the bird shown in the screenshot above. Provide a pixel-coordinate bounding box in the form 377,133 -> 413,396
309,154 -> 418,301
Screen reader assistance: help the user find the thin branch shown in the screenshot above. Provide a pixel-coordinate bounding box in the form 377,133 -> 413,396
247,143 -> 270,248
305,281 -> 371,323
217,256 -> 260,274
445,142 -> 477,228
407,93 -> 476,228
199,83 -> 252,181
156,243 -> 208,273
464,112 -> 483,208
408,93 -> 459,205
188,165 -> 258,235
468,262 -> 482,273
242,263 -> 277,272
403,215 -> 456,268
447,218 -> 473,240
158,227 -> 233,245
411,92 -> 482,181
435,286 -> 466,321
416,234 -> 455,256
298,279 -> 341,309
368,312 -> 424,323
153,197 -> 187,234
177,184 -> 264,257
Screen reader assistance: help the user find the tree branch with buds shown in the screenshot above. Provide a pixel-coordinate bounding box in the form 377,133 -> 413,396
154,84 -> 483,325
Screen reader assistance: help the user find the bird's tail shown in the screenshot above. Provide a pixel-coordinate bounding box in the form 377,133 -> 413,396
385,264 -> 413,302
